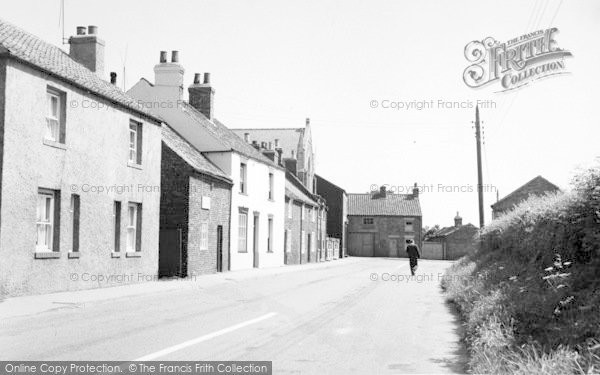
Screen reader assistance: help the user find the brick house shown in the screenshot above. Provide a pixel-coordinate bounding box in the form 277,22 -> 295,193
316,174 -> 348,258
491,175 -> 560,219
159,124 -> 232,277
0,21 -> 163,296
348,186 -> 422,257
284,171 -> 320,265
426,212 -> 479,260
128,55 -> 286,270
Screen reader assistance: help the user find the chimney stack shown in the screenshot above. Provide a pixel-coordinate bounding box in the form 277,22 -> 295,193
154,50 -> 185,101
454,212 -> 463,227
110,72 -> 117,85
274,139 -> 279,148
306,117 -> 310,126
244,133 -> 250,142
69,25 -> 105,76
412,183 -> 419,198
275,148 -> 283,166
188,72 -> 215,120
379,185 -> 387,198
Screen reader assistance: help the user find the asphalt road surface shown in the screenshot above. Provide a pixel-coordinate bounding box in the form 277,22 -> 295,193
0,258 -> 466,374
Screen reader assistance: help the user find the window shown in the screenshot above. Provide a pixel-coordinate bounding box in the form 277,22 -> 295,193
301,230 -> 306,254
288,199 -> 293,219
45,88 -> 65,143
126,203 -> 141,252
71,194 -> 80,252
363,217 -> 374,225
200,222 -> 208,250
405,219 -> 414,232
301,205 -> 305,221
267,217 -> 274,253
239,163 -> 247,194
312,207 -> 316,222
114,201 -> 121,252
268,172 -> 274,200
36,190 -> 58,252
238,211 -> 248,252
129,120 -> 142,164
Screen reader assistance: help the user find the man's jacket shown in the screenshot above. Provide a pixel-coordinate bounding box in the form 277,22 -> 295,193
406,244 -> 420,259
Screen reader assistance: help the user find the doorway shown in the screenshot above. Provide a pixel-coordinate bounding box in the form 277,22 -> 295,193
216,225 -> 223,272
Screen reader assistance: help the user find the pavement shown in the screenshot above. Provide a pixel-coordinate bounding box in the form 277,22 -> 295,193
0,257 -> 467,374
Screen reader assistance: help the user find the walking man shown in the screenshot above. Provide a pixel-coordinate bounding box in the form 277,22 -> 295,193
406,239 -> 420,276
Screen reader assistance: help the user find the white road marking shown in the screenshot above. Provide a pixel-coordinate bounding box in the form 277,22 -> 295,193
133,312 -> 278,361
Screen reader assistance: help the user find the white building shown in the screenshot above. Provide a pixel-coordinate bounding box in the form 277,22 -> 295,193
128,51 -> 286,270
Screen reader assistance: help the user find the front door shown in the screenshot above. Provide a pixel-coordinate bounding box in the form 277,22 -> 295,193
389,238 -> 398,257
253,214 -> 259,268
216,225 -> 223,272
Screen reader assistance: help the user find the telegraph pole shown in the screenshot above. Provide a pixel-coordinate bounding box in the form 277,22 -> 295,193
475,105 -> 485,228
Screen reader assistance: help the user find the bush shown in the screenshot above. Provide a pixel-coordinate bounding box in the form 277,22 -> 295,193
443,163 -> 600,374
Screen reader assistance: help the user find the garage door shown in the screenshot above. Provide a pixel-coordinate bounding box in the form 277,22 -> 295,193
349,233 -> 374,257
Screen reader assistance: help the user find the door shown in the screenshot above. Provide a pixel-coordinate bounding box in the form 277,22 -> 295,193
389,238 -> 398,257
349,233 -> 374,257
253,214 -> 260,268
159,229 -> 183,277
216,225 -> 223,272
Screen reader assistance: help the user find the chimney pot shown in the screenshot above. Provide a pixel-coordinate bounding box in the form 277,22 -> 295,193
274,139 -> 279,147
204,72 -> 210,84
76,26 -> 87,35
412,182 -> 419,197
193,73 -> 201,84
110,72 -> 117,85
244,133 -> 249,142
171,50 -> 179,63
380,185 -> 387,198
159,51 -> 167,63
306,117 -> 310,126
87,25 -> 98,35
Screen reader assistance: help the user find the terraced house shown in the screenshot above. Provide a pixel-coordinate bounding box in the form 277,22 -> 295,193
128,54 -> 286,270
0,21 -> 163,296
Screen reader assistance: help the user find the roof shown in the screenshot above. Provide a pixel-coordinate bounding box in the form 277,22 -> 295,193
285,171 -> 318,206
430,224 -> 477,239
161,124 -> 231,183
231,128 -> 304,159
316,174 -> 347,194
348,193 -> 421,216
491,175 -> 560,210
177,102 -> 283,169
0,19 -> 161,123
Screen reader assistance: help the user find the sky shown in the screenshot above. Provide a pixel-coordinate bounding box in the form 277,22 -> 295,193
1,0 -> 599,227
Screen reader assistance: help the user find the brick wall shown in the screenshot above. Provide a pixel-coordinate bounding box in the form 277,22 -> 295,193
445,226 -> 479,260
347,215 -> 422,257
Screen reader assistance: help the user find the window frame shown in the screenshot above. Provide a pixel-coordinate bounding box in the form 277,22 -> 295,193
267,216 -> 274,253
128,120 -> 143,165
114,201 -> 121,253
239,162 -> 247,194
363,217 -> 374,225
405,219 -> 414,232
36,190 -> 56,252
268,172 -> 274,200
126,203 -> 141,252
238,211 -> 248,253
200,222 -> 209,250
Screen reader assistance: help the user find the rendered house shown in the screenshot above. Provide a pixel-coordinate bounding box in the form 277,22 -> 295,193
491,175 -> 560,219
159,124 -> 232,277
426,212 -> 478,260
348,185 -> 422,257
0,21 -> 163,296
233,120 -> 328,263
128,54 -> 286,270
316,174 -> 348,258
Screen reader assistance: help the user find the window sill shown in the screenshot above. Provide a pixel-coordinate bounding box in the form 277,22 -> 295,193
111,252 -> 121,258
34,251 -> 61,259
239,192 -> 248,196
43,139 -> 67,150
125,252 -> 141,258
68,252 -> 81,259
127,162 -> 143,170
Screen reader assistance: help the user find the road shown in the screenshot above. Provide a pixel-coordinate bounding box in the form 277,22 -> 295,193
0,258 -> 466,374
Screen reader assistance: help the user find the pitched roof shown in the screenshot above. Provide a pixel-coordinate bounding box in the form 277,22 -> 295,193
316,174 -> 347,194
285,170 -> 318,206
348,193 -> 421,216
430,224 -> 477,239
177,102 -> 283,169
0,19 -> 161,123
491,175 -> 560,210
231,128 -> 304,159
161,124 -> 231,183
